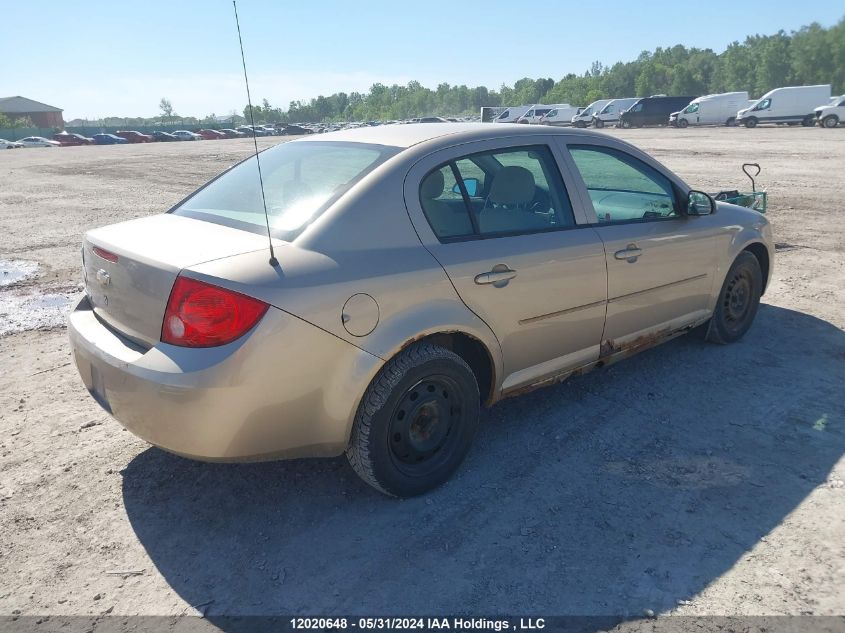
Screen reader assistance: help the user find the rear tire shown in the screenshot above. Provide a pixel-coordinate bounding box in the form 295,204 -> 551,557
801,115 -> 815,127
726,117 -> 736,127
823,115 -> 839,128
705,252 -> 762,345
346,343 -> 480,497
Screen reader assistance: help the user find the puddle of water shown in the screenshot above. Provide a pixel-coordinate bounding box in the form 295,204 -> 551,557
0,260 -> 39,287
0,290 -> 76,336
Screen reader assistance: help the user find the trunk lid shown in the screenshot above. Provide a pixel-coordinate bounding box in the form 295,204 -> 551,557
83,213 -> 272,347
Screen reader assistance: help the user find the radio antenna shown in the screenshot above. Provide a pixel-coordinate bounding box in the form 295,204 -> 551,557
233,0 -> 278,267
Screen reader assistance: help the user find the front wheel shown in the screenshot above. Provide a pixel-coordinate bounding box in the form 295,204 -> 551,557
594,118 -> 604,128
823,115 -> 839,128
677,118 -> 689,128
706,252 -> 763,344
744,117 -> 758,128
347,343 -> 480,497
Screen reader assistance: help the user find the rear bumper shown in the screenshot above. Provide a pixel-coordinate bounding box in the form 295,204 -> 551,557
68,296 -> 383,461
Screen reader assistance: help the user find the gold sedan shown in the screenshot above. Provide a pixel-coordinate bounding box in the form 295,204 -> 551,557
68,123 -> 773,496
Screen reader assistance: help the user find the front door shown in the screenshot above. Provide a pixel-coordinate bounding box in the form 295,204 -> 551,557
405,140 -> 608,392
561,142 -> 718,351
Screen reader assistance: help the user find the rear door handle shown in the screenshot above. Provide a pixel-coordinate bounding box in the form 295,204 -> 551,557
614,245 -> 642,262
474,268 -> 517,285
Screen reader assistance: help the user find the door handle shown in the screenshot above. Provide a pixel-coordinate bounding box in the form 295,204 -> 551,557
614,245 -> 642,262
474,268 -> 517,285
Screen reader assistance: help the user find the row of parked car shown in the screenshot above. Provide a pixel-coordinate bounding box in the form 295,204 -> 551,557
0,123 -> 318,149
493,84 -> 844,129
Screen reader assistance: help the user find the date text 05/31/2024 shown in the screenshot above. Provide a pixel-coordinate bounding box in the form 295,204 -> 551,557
289,618 -> 546,630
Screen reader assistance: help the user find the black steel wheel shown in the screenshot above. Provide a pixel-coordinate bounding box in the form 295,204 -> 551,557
706,251 -> 763,344
347,343 -> 480,497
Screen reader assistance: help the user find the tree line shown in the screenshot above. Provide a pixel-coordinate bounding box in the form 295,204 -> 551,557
246,17 -> 843,123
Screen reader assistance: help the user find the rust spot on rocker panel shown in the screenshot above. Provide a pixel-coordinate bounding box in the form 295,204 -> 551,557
501,325 -> 693,402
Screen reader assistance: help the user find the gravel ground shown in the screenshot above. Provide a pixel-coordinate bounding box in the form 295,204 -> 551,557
0,128 -> 843,619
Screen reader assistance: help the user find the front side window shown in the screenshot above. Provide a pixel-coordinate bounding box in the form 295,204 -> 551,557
419,145 -> 575,240
173,141 -> 398,241
547,109 -> 558,117
685,103 -> 700,113
568,145 -> 678,223
754,98 -> 771,111
601,104 -> 615,114
631,103 -> 643,112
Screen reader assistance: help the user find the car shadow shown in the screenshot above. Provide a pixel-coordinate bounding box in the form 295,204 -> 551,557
122,304 -> 845,618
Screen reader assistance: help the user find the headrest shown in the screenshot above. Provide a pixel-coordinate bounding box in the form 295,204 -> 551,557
487,166 -> 535,206
421,169 -> 445,200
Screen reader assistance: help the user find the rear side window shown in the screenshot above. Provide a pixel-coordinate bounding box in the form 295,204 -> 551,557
418,145 -> 575,241
419,165 -> 474,239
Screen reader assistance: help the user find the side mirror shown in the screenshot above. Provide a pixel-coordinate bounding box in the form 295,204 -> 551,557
687,190 -> 715,216
452,177 -> 480,197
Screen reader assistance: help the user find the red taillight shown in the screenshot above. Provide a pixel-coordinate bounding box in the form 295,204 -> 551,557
92,246 -> 119,263
161,276 -> 269,348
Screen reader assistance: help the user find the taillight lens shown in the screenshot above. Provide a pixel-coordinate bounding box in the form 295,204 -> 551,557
92,246 -> 119,263
161,276 -> 269,348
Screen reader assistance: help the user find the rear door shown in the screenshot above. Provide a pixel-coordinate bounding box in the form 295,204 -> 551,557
557,137 -> 719,353
404,137 -> 608,393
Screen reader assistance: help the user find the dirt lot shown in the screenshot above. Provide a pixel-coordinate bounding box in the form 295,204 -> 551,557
0,128 -> 843,619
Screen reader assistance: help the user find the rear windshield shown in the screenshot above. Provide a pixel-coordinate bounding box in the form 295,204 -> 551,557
172,141 -> 398,241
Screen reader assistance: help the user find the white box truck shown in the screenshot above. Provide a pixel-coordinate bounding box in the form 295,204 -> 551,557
570,99 -> 612,127
493,105 -> 532,123
814,95 -> 845,128
592,98 -> 638,128
536,104 -> 584,126
736,85 -> 831,128
670,92 -> 749,127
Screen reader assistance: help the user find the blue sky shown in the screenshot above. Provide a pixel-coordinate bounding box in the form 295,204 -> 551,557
3,0 -> 842,119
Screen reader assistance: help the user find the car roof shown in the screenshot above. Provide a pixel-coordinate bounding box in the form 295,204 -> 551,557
297,122 -> 607,150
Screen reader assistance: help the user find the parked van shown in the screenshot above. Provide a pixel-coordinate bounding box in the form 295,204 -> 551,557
814,94 -> 845,128
493,105 -> 532,123
537,104 -> 583,126
670,92 -> 749,127
516,104 -> 557,124
736,85 -> 831,128
619,96 -> 697,127
592,98 -> 638,128
480,106 -> 508,123
570,99 -> 612,127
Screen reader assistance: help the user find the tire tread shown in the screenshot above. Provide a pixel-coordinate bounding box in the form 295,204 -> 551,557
346,343 -> 476,496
